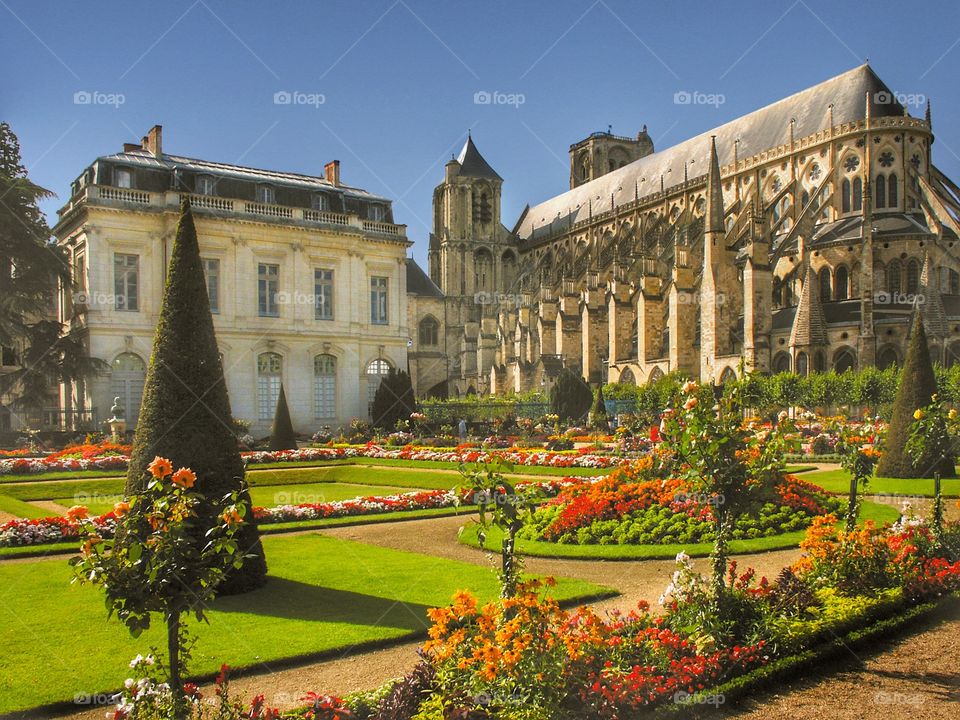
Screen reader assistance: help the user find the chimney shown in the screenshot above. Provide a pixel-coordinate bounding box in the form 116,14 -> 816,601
141,125 -> 163,158
324,159 -> 341,186
122,142 -> 142,153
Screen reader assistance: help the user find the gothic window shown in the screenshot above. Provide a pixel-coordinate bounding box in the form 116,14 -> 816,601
948,342 -> 960,368
841,179 -> 852,213
814,351 -> 826,373
875,175 -> 886,209
888,173 -> 898,207
473,191 -> 492,224
910,153 -> 922,169
474,249 -> 493,292
501,251 -> 517,291
835,265 -> 849,300
796,352 -> 808,377
853,177 -> 863,211
834,348 -> 857,373
818,268 -> 831,302
843,154 -> 860,173
887,260 -> 902,294
618,368 -> 636,385
877,347 -> 899,370
878,150 -> 895,168
418,317 -> 439,346
809,163 -> 822,182
773,352 -> 791,373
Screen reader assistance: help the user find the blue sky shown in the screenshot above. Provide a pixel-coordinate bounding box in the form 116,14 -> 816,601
4,0 -> 960,265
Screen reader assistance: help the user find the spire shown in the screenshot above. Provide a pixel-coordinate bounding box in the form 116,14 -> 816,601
790,264 -> 828,347
456,135 -> 502,180
705,136 -> 724,235
925,99 -> 932,129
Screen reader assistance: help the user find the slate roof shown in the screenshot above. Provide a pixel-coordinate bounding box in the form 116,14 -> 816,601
517,64 -> 905,242
406,258 -> 444,298
98,150 -> 390,202
456,136 -> 502,181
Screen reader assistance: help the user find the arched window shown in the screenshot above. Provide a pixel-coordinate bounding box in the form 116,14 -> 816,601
877,347 -> 899,370
618,368 -> 636,385
853,177 -> 863,211
834,349 -> 857,373
814,351 -> 826,373
501,251 -> 517,291
947,342 -> 960,368
888,173 -> 898,208
875,175 -> 886,209
257,352 -> 282,420
796,352 -> 808,377
366,358 -> 391,414
841,178 -> 852,213
110,353 -> 146,426
474,249 -> 493,293
818,268 -> 832,303
419,317 -> 439,346
313,354 -> 336,419
887,260 -> 902,294
906,259 -> 920,294
773,352 -> 791,373
835,266 -> 849,300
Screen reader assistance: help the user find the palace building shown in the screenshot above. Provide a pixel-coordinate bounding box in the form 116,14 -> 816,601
407,64 -> 960,398
53,126 -> 413,434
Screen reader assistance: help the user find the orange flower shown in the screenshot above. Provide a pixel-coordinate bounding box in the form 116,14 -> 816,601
82,536 -> 102,555
113,500 -> 131,517
171,468 -> 197,489
222,506 -> 243,526
148,456 -> 173,479
66,505 -> 89,521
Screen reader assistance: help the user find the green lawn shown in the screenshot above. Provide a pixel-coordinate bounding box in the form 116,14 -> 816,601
459,502 -> 902,560
803,469 -> 960,498
0,533 -> 607,715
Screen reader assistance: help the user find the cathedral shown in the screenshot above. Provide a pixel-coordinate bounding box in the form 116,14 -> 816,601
406,64 -> 960,398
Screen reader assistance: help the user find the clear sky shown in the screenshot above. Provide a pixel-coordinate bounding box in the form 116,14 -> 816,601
4,0 -> 960,265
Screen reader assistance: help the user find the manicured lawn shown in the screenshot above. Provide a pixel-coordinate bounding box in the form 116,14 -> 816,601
804,469 -> 960,498
0,494 -> 49,519
459,502 -> 901,560
0,533 -> 607,714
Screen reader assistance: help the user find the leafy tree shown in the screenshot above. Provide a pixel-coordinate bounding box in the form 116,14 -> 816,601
371,367 -> 417,430
0,122 -> 105,417
73,458 -> 250,719
125,198 -> 267,593
877,311 -> 953,478
268,384 -> 297,451
550,368 -> 592,422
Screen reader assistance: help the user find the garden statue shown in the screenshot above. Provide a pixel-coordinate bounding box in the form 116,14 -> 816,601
107,396 -> 126,443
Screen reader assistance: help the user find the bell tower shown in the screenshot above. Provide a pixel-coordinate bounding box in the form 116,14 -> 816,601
569,125 -> 654,189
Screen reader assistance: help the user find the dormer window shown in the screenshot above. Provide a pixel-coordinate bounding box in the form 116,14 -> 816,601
196,175 -> 215,196
368,203 -> 386,222
115,168 -> 133,189
256,184 -> 275,204
312,193 -> 329,212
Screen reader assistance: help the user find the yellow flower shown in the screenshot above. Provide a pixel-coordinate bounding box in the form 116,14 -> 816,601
913,409 -> 924,420
949,409 -> 958,421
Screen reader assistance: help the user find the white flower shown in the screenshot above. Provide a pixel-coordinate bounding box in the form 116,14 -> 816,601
124,678 -> 135,689
675,551 -> 690,565
778,410 -> 789,422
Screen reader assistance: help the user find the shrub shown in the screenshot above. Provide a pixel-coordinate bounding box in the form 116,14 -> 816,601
551,369 -> 592,422
268,384 -> 297,451
372,368 -> 418,430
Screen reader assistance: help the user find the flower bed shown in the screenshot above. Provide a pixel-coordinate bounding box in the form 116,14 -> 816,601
0,476 -> 589,548
0,444 -> 621,477
517,460 -> 841,547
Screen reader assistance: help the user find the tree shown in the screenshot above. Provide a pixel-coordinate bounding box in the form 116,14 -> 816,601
0,122 -> 105,417
73,458 -> 250,719
125,198 -> 267,593
550,368 -> 592,422
269,384 -> 297,451
590,383 -> 608,430
371,367 -> 417,430
877,311 -> 954,478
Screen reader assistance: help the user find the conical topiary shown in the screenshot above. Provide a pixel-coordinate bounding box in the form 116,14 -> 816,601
371,367 -> 417,430
590,383 -> 608,430
269,384 -> 297,451
551,368 -> 592,423
125,198 -> 267,593
877,309 -> 955,478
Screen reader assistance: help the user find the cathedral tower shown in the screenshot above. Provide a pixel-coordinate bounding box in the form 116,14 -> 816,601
569,126 -> 654,189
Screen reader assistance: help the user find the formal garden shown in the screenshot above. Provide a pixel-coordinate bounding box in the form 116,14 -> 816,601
0,197 -> 958,720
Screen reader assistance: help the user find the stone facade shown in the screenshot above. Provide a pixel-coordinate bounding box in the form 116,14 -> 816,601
53,126 -> 411,435
416,65 -> 960,398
